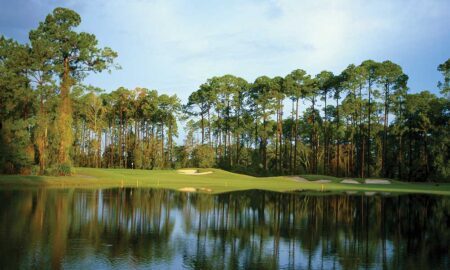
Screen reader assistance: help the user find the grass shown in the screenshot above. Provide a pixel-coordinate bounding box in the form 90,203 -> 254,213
300,174 -> 344,182
0,168 -> 449,195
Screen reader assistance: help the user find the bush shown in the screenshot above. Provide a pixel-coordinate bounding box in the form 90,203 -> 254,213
1,161 -> 15,174
192,145 -> 215,168
31,165 -> 40,176
53,163 -> 74,176
43,168 -> 53,176
19,167 -> 32,175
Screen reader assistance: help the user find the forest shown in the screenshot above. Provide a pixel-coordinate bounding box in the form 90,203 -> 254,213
1,8 -> 449,182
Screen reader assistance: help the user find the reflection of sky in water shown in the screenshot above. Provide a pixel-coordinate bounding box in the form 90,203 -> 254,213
0,189 -> 448,269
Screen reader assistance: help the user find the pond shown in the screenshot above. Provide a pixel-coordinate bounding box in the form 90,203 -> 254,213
0,188 -> 448,269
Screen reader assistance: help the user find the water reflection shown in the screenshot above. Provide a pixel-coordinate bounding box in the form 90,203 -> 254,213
0,189 -> 448,269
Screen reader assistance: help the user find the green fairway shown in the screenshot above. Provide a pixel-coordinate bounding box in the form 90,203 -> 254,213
0,168 -> 449,195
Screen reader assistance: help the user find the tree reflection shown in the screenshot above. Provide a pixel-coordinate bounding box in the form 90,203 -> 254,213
0,189 -> 448,269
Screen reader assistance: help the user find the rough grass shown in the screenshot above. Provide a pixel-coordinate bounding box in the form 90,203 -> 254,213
0,168 -> 449,195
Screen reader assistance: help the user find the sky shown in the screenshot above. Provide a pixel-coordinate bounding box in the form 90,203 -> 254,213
1,0 -> 449,103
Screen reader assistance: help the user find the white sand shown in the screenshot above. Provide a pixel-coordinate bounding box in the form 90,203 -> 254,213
178,169 -> 197,174
314,180 -> 332,183
290,176 -> 309,182
189,172 -> 213,175
341,179 -> 360,184
178,169 -> 213,175
365,179 -> 391,184
178,187 -> 197,192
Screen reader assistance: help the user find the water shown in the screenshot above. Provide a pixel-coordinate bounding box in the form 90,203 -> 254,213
0,188 -> 448,269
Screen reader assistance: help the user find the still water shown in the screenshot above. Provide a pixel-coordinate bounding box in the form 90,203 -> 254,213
0,188 -> 448,269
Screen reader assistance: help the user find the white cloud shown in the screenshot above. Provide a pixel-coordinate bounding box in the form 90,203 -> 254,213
76,0 -> 449,100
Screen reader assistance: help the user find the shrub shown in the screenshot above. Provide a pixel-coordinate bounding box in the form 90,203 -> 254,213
43,168 -> 53,176
31,165 -> 40,176
192,145 -> 215,168
54,163 -> 74,176
19,167 -> 32,175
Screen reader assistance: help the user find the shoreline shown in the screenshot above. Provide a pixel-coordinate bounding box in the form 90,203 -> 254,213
0,168 -> 449,195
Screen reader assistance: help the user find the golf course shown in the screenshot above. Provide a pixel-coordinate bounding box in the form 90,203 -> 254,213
2,3 -> 450,269
1,167 -> 449,195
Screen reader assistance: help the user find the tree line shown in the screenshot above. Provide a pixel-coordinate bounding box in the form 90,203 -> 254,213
0,8 -> 448,181
184,60 -> 449,181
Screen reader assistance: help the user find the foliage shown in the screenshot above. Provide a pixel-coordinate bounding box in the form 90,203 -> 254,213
0,7 -> 448,182
53,162 -> 74,176
438,58 -> 450,97
28,7 -> 117,165
192,145 -> 215,168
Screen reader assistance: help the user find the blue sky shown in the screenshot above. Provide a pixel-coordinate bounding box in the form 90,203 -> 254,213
1,0 -> 449,102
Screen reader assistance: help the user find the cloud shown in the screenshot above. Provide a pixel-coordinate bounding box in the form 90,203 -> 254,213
1,0 -> 448,143
1,0 -> 449,99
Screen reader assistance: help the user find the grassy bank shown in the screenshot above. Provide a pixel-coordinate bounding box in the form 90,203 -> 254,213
0,167 -> 449,195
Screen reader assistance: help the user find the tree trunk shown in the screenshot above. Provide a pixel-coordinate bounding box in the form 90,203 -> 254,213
398,133 -> 403,179
119,109 -> 123,168
57,57 -> 73,164
408,118 -> 413,181
37,95 -> 47,174
200,111 -> 204,144
290,100 -> 294,174
358,85 -> 364,178
275,108 -> 279,173
278,100 -> 283,173
110,120 -> 114,168
312,96 -> 317,174
323,95 -> 327,174
423,131 -> 430,181
236,102 -> 241,166
168,123 -> 173,168
382,84 -> 389,177
367,80 -> 372,177
294,98 -> 299,174
124,117 -> 128,168
161,123 -> 165,168
97,128 -> 101,168
263,106 -> 268,171
336,96 -> 340,176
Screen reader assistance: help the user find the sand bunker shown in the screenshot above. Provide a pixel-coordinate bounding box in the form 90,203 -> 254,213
290,177 -> 332,183
365,179 -> 391,184
341,179 -> 360,184
290,176 -> 309,182
178,187 -> 197,192
178,187 -> 213,193
178,169 -> 213,175
314,180 -> 332,183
